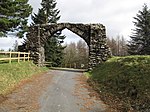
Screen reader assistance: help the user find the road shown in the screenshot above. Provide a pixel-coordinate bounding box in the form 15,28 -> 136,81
0,70 -> 107,112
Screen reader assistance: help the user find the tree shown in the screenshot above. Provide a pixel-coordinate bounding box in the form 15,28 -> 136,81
62,42 -> 77,67
0,49 -> 4,51
76,40 -> 89,68
107,36 -> 128,56
31,8 -> 47,25
31,0 -> 60,24
128,4 -> 150,55
12,40 -> 18,51
62,40 -> 89,69
0,0 -> 32,38
40,0 -> 60,23
107,37 -> 118,56
44,36 -> 65,67
31,0 -> 65,67
120,36 -> 128,56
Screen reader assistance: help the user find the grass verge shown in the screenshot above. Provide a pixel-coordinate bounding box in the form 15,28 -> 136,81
87,56 -> 150,111
0,61 -> 48,95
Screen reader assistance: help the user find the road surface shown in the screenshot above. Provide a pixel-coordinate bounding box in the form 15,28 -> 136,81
0,70 -> 107,112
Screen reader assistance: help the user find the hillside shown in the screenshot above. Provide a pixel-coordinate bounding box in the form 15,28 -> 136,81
88,56 -> 150,111
0,61 -> 48,95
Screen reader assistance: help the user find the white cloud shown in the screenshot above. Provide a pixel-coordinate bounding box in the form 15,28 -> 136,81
56,0 -> 150,39
0,37 -> 24,51
28,0 -> 150,39
0,37 -> 16,50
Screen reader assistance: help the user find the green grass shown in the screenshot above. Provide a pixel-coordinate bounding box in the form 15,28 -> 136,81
88,56 -> 150,111
84,72 -> 92,78
0,61 -> 48,95
0,54 -> 17,64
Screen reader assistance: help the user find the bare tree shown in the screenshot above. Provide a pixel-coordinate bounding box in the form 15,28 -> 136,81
62,42 -> 77,68
107,36 -> 128,56
76,40 -> 89,68
62,40 -> 89,69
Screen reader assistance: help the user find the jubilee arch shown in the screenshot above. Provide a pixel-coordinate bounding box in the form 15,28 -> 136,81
26,23 -> 111,70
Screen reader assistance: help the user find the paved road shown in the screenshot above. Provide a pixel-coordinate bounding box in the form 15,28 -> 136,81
0,70 -> 107,112
39,70 -> 107,112
39,70 -> 80,112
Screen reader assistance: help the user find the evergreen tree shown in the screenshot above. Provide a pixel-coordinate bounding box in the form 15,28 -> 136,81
128,4 -> 150,55
41,0 -> 60,23
31,8 -> 47,25
0,0 -> 32,37
44,37 -> 65,66
31,0 -> 65,67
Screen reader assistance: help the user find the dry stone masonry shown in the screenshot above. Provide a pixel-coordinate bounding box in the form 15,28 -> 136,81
26,23 -> 111,70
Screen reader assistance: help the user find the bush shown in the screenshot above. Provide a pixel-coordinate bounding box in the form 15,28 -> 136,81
89,56 -> 150,111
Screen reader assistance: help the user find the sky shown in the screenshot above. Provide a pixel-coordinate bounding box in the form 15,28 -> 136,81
0,0 -> 150,50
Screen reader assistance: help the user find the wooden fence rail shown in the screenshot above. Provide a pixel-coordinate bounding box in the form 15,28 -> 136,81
0,51 -> 30,63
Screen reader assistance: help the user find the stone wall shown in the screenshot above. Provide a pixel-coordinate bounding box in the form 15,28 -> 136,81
26,23 -> 111,69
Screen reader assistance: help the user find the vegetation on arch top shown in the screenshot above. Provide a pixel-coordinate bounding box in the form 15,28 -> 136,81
31,22 -> 105,26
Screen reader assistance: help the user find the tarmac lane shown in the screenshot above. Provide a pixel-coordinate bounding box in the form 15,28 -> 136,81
0,69 -> 107,112
39,70 -> 107,112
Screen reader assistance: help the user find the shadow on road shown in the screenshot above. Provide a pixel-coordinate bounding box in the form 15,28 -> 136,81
50,67 -> 88,72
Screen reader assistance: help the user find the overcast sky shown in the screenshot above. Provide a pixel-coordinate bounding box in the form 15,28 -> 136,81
0,0 -> 150,50
29,0 -> 149,38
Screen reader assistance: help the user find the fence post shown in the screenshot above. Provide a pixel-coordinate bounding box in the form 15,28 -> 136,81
0,51 -> 30,63
9,52 -> 12,63
18,52 -> 20,63
24,52 -> 25,62
28,52 -> 30,61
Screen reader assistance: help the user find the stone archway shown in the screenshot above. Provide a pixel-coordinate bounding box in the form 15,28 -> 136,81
26,23 -> 111,70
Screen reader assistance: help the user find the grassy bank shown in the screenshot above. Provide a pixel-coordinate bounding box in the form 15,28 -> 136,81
0,61 -> 48,95
88,56 -> 150,111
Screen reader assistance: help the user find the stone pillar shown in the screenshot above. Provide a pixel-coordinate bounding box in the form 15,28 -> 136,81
37,46 -> 45,66
89,24 -> 111,70
27,25 -> 45,66
37,26 -> 45,66
26,26 -> 39,65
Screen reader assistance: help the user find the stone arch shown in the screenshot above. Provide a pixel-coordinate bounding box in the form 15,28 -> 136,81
39,23 -> 90,45
26,23 -> 111,70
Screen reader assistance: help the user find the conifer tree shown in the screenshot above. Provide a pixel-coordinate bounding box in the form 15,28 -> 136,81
128,4 -> 150,55
0,0 -> 32,37
31,0 -> 65,67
